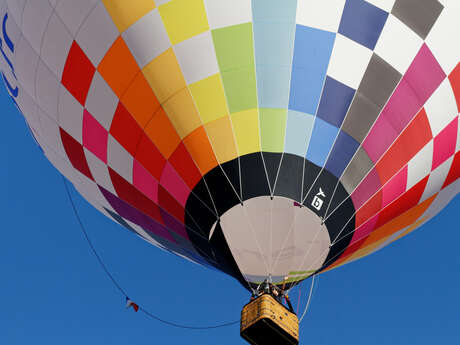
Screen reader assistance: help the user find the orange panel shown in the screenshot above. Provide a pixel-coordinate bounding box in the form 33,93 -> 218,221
98,36 -> 139,98
121,72 -> 160,128
448,62 -> 460,111
144,107 -> 181,159
360,195 -> 435,248
183,127 -> 218,175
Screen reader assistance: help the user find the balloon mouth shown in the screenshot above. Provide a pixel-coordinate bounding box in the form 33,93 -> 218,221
184,152 -> 356,290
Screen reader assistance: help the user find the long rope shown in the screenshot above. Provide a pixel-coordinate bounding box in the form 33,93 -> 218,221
299,275 -> 316,323
62,177 -> 239,330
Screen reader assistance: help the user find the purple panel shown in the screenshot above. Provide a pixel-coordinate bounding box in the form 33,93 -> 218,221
363,44 -> 446,162
99,186 -> 176,243
338,0 -> 388,50
317,76 -> 355,127
160,209 -> 189,239
325,130 -> 359,177
350,167 -> 382,209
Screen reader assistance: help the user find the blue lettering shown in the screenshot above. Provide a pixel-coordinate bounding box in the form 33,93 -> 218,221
0,12 -> 18,102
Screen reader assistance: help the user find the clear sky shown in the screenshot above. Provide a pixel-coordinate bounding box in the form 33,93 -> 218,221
1,84 -> 459,345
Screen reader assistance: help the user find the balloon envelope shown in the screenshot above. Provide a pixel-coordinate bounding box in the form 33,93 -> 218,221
1,0 -> 459,290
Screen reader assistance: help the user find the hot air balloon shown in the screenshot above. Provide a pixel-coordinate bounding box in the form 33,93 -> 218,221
1,0 -> 459,344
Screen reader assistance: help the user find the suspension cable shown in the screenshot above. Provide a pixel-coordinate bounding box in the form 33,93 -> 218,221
299,275 -> 316,323
62,177 -> 239,330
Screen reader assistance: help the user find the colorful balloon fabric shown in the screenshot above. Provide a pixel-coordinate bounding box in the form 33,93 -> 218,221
1,0 -> 459,290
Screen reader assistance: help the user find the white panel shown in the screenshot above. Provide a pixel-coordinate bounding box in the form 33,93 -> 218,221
14,35 -> 39,99
2,8 -> 21,66
85,71 -> 118,131
84,148 -> 116,194
58,86 -> 84,143
204,0 -> 252,30
407,141 -> 433,189
55,0 -> 99,36
40,12 -> 73,79
420,156 -> 453,202
365,0 -> 396,12
76,2 -> 118,66
107,135 -> 133,183
327,34 -> 372,89
421,177 -> 460,220
21,1 -> 53,54
426,4 -> 460,74
122,9 -> 170,68
44,143 -> 79,182
296,0 -> 346,32
16,86 -> 40,132
424,78 -> 458,136
174,31 -> 219,85
35,61 -> 59,121
38,108 -> 66,157
5,0 -> 26,27
374,15 -> 423,74
456,115 -> 460,152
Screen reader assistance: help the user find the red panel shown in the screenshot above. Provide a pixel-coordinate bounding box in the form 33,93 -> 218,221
158,185 -> 185,223
376,109 -> 432,184
443,151 -> 460,188
168,143 -> 202,189
355,190 -> 382,228
110,102 -> 143,156
448,62 -> 460,111
375,176 -> 429,228
109,168 -> 164,224
135,134 -> 166,181
432,118 -> 458,170
60,128 -> 93,180
61,41 -> 95,106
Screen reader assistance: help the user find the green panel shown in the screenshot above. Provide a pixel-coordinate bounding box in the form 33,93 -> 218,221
259,108 -> 287,152
222,67 -> 257,113
212,23 -> 255,70
212,23 -> 258,113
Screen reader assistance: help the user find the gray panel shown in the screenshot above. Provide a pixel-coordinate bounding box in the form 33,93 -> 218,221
341,147 -> 374,194
359,54 -> 402,109
341,92 -> 380,143
392,0 -> 444,39
341,54 -> 402,143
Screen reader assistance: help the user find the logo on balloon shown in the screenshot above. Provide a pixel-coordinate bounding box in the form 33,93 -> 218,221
311,188 -> 326,211
0,12 -> 19,108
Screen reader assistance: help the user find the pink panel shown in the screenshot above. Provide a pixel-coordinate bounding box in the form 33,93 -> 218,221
160,162 -> 190,207
432,117 -> 458,170
382,166 -> 408,208
405,44 -> 446,102
350,214 -> 379,245
82,110 -> 108,163
132,159 -> 158,203
351,168 -> 382,210
363,44 -> 446,163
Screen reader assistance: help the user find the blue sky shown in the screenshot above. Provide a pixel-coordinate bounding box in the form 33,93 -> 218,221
1,85 -> 459,345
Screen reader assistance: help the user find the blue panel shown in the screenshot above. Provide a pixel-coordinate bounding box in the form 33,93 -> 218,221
339,0 -> 388,50
325,130 -> 359,177
289,25 -> 336,114
317,76 -> 355,127
252,0 -> 297,22
253,1 -> 296,109
256,66 -> 292,108
284,110 -> 315,156
306,118 -> 339,167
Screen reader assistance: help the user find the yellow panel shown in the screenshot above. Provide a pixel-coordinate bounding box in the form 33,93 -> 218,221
231,109 -> 260,156
143,48 -> 186,103
102,0 -> 156,33
204,116 -> 237,163
189,74 -> 228,124
162,88 -> 201,139
159,0 -> 209,45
